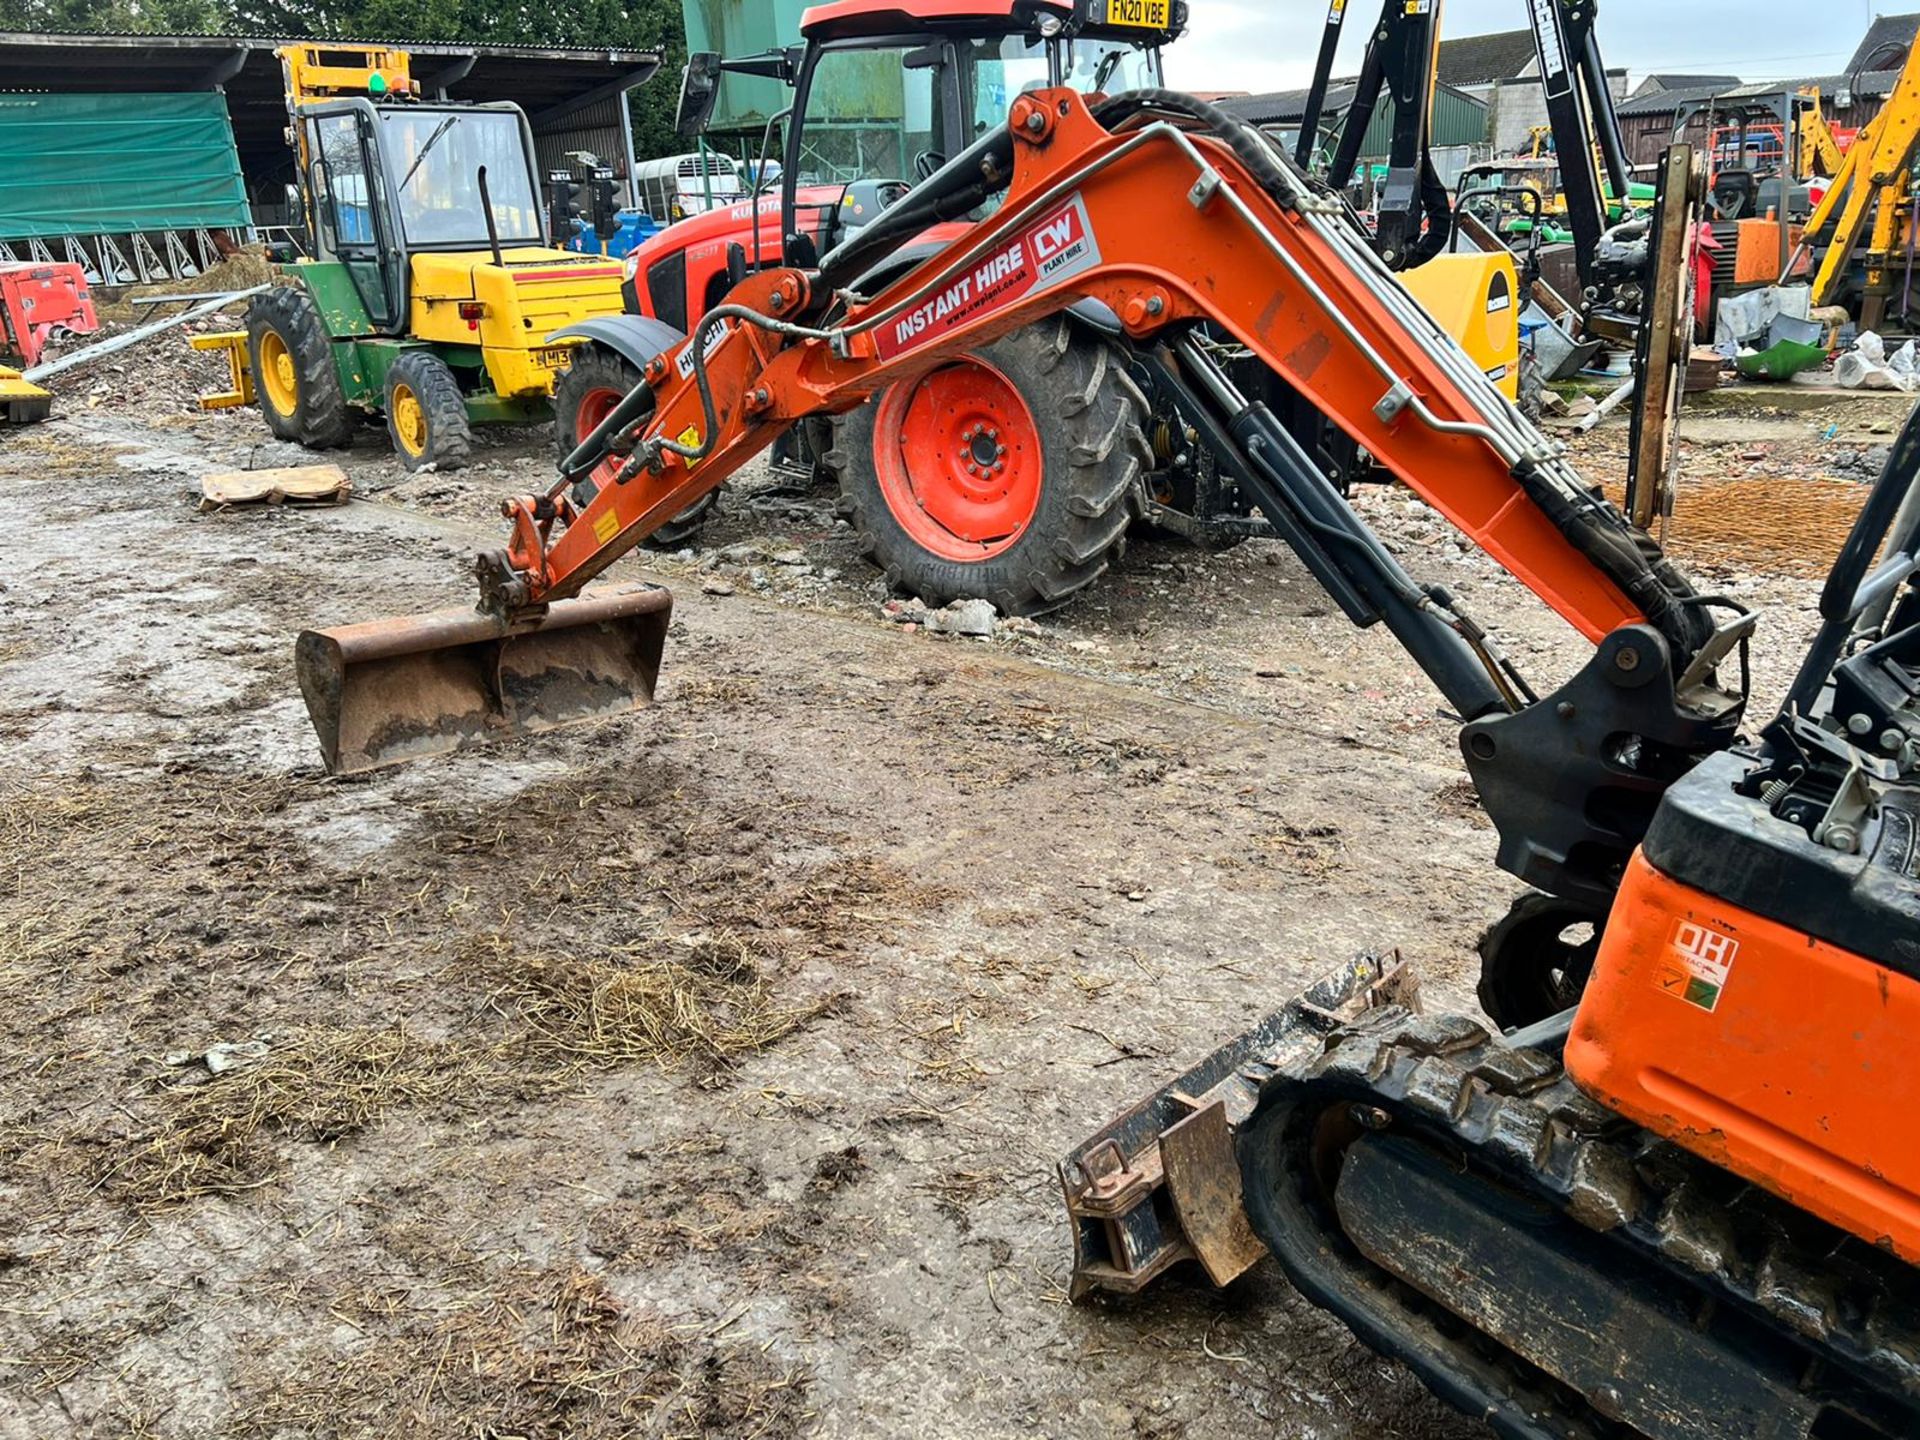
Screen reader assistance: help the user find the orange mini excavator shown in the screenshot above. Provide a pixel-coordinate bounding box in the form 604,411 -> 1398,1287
298,80 -> 1920,1437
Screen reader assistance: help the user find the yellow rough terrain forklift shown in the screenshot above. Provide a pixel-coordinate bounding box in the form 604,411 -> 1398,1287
210,45 -> 646,470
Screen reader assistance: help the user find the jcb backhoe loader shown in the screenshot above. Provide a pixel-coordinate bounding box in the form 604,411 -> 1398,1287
1799,30 -> 1920,329
297,85 -> 1920,1437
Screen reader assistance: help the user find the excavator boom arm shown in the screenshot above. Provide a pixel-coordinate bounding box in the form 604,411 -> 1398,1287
505,90 -> 1674,651
488,89 -> 1737,912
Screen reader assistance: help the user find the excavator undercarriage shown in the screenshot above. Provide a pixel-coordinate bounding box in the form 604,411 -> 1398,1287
297,80 -> 1920,1437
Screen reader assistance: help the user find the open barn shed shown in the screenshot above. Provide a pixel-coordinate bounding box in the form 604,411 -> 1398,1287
0,33 -> 659,282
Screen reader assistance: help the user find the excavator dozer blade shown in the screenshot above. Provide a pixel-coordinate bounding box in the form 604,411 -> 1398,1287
1059,952 -> 1421,1302
295,584 -> 673,775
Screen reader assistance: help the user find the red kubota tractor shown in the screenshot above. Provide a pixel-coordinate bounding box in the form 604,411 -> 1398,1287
548,0 -> 1279,610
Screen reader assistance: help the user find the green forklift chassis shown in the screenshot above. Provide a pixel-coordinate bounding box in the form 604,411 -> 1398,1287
289,260 -> 552,428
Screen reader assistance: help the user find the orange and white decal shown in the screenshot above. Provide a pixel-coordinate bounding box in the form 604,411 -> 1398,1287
873,195 -> 1101,361
1652,918 -> 1738,1012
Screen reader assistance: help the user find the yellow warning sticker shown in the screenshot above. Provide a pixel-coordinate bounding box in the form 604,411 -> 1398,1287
677,424 -> 703,467
1652,919 -> 1738,1012
593,509 -> 620,545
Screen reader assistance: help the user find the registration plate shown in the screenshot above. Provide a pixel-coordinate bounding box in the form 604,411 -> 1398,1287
534,345 -> 577,371
1103,0 -> 1170,28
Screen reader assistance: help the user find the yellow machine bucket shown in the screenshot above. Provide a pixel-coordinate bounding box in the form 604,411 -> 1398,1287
1,364 -> 53,424
294,585 -> 672,774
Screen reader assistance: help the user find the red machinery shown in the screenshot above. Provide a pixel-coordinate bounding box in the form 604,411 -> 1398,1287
0,262 -> 99,368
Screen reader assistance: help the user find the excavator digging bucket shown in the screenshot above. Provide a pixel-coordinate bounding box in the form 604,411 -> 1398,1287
1,365 -> 53,425
295,584 -> 673,775
1059,952 -> 1421,1302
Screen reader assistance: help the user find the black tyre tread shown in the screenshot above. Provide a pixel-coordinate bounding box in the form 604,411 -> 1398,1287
827,315 -> 1148,616
551,345 -> 643,467
1476,890 -> 1603,1031
385,350 -> 471,472
552,344 -> 716,547
1059,340 -> 1107,417
247,283 -> 351,449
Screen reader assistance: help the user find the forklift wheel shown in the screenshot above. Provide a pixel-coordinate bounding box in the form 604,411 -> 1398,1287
247,285 -> 351,449
385,351 -> 472,472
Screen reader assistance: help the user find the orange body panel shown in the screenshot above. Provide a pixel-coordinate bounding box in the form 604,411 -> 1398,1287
1732,218 -> 1805,286
1568,853 -> 1920,1262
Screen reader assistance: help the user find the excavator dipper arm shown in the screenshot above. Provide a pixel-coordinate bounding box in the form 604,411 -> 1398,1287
506,89 -> 1661,646
489,88 -> 1741,912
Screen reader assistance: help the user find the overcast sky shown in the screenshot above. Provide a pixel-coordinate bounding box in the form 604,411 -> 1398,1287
1162,0 -> 1903,96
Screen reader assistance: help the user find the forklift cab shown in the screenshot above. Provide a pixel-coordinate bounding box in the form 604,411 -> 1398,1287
292,96 -> 546,332
672,0 -> 1183,273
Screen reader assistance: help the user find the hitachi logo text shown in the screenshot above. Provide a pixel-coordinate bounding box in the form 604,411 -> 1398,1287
1530,0 -> 1566,79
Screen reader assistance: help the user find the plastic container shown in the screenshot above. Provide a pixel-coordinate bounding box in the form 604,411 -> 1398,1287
1768,313 -> 1826,350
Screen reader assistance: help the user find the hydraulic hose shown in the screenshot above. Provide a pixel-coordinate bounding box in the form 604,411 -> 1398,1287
1090,89 -> 1303,207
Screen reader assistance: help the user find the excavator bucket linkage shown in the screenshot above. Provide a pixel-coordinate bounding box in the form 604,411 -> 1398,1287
1059,952 -> 1419,1300
295,584 -> 671,775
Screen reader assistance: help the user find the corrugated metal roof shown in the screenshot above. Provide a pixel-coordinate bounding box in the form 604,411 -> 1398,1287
1215,82 -> 1488,158
0,32 -> 661,185
1216,82 -> 1484,126
1614,70 -> 1899,118
0,30 -> 656,63
1635,73 -> 1741,95
1847,11 -> 1920,74
1436,29 -> 1537,87
1213,86 -> 1354,126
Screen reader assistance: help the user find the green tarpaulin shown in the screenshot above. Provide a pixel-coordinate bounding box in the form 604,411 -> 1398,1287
0,92 -> 252,240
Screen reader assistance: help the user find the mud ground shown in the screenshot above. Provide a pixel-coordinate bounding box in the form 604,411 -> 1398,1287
0,320 -> 1905,1438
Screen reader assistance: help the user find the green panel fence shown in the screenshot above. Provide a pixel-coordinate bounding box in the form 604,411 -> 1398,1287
0,91 -> 252,239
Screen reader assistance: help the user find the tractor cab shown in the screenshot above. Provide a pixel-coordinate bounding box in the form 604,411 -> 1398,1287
283,48 -> 563,326
620,0 -> 1183,331
551,0 -> 1199,575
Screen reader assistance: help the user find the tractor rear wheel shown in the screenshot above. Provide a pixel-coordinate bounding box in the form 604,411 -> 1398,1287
553,345 -> 719,547
828,318 -> 1149,615
1476,890 -> 1603,1031
247,284 -> 350,449
384,351 -> 471,472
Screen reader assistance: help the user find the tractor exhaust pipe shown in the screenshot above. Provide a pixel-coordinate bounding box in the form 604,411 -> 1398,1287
478,164 -> 505,269
294,583 -> 671,774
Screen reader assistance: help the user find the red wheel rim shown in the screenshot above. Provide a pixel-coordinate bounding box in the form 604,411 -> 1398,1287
872,358 -> 1042,562
576,385 -> 625,488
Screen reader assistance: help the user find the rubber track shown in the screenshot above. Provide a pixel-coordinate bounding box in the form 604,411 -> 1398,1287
1242,1009 -> 1920,1437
